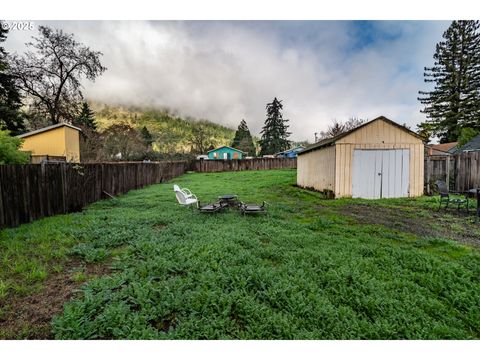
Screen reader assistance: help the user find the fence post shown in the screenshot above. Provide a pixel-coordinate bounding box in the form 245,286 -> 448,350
445,155 -> 450,190
426,156 -> 431,194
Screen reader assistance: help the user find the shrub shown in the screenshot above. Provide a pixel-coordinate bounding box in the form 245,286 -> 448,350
0,130 -> 30,164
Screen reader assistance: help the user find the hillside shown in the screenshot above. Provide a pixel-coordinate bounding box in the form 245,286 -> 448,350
90,103 -> 236,154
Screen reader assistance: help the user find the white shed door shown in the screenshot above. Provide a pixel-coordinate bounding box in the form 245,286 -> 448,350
352,149 -> 409,199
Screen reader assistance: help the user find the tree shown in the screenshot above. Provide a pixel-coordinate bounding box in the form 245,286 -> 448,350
317,117 -> 366,141
188,124 -> 214,154
9,25 -> 106,125
140,126 -> 154,149
100,124 -> 146,160
0,21 -> 25,135
457,127 -> 480,147
75,102 -> 101,162
418,21 -> 480,143
0,130 -> 30,164
231,119 -> 256,156
76,102 -> 97,130
259,97 -> 291,156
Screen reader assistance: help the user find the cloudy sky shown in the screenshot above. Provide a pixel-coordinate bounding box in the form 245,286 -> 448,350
4,20 -> 449,141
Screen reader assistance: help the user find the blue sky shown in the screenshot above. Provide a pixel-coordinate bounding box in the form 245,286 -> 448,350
5,20 -> 450,141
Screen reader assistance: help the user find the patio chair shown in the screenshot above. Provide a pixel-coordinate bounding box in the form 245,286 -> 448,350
173,184 -> 196,199
435,180 -> 469,211
239,201 -> 268,215
197,201 -> 228,213
174,186 -> 198,208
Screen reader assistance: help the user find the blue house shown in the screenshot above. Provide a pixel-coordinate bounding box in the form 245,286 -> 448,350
275,146 -> 305,158
207,146 -> 244,160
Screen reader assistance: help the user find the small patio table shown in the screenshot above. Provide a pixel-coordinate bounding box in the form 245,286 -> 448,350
467,188 -> 480,217
218,194 -> 239,208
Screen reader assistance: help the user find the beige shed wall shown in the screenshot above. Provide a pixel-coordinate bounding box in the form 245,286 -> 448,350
297,145 -> 335,192
334,119 -> 424,198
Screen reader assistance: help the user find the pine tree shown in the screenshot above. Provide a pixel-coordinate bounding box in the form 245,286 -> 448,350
259,98 -> 291,156
231,119 -> 256,156
0,22 -> 25,135
76,102 -> 97,130
140,126 -> 154,148
418,20 -> 480,143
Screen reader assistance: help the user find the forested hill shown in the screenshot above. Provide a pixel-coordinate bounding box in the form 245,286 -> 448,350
90,102 -> 236,153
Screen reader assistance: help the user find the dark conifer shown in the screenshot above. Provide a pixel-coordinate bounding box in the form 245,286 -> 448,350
231,119 -> 256,156
0,22 -> 25,135
418,21 -> 480,143
259,98 -> 291,156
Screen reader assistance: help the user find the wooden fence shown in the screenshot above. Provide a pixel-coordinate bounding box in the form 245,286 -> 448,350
0,161 -> 188,228
191,158 -> 297,172
425,152 -> 480,193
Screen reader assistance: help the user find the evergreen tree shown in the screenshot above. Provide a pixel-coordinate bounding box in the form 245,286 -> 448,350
76,102 -> 97,130
231,119 -> 256,156
418,20 -> 480,143
0,22 -> 25,135
140,126 -> 154,148
0,130 -> 30,164
259,98 -> 291,156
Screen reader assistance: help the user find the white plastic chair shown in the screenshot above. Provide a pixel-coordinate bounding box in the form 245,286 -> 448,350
173,184 -> 195,199
173,185 -> 198,208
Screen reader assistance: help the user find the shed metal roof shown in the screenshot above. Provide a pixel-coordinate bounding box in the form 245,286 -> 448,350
17,123 -> 82,138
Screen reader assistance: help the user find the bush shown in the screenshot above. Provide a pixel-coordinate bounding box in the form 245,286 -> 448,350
0,130 -> 30,164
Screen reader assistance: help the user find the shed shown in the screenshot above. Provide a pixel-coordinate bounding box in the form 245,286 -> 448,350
276,146 -> 305,158
18,123 -> 82,162
297,116 -> 424,199
207,146 -> 244,160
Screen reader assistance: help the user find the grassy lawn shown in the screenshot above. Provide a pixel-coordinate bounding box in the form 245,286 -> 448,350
1,169 -> 480,339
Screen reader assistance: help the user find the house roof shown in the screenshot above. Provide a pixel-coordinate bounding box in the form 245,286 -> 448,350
455,134 -> 480,153
207,146 -> 244,154
430,142 -> 458,153
276,146 -> 305,155
17,123 -> 82,138
426,142 -> 458,156
298,116 -> 424,156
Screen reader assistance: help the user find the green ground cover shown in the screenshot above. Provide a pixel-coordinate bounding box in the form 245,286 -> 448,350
1,169 -> 479,339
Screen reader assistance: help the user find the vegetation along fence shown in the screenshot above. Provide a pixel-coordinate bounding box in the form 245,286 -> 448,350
0,161 -> 188,228
425,152 -> 480,194
192,158 -> 297,172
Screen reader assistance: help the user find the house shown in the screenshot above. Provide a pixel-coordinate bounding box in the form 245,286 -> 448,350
297,116 -> 424,199
453,134 -> 480,153
276,146 -> 305,158
207,146 -> 244,160
426,142 -> 458,156
18,123 -> 82,163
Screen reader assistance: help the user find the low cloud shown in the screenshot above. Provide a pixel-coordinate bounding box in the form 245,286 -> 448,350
5,20 -> 448,141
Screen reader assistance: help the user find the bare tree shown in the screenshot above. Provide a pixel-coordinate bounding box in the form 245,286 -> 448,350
188,124 -> 214,154
317,117 -> 367,141
9,26 -> 106,125
100,123 -> 146,160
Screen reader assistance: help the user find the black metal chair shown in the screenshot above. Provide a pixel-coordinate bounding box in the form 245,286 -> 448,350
435,180 -> 469,211
239,201 -> 268,215
198,201 -> 228,213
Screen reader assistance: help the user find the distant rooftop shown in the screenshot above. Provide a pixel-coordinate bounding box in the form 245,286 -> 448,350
455,135 -> 480,153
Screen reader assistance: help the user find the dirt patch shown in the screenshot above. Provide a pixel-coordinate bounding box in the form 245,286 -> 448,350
0,259 -> 112,339
341,204 -> 480,247
152,223 -> 166,231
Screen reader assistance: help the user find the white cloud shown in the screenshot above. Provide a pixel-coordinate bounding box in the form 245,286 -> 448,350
4,20 -> 449,141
